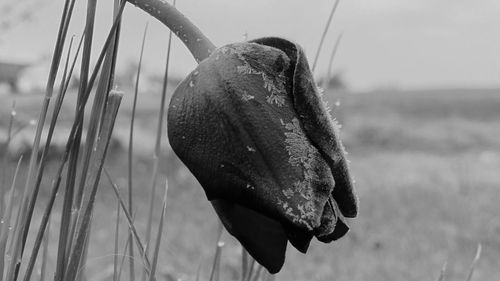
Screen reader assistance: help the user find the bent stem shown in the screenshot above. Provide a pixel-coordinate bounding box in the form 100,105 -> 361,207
127,0 -> 215,62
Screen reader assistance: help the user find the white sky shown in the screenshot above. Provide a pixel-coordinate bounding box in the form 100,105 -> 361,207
1,0 -> 499,91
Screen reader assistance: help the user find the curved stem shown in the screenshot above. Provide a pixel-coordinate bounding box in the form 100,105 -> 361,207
127,0 -> 216,62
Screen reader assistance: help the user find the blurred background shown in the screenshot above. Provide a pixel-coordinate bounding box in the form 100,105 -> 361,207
0,1 -> 499,281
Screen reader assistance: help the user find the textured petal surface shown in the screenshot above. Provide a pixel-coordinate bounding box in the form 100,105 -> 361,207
167,38 -> 358,273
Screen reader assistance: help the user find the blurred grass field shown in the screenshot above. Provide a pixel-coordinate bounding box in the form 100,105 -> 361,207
1,86 -> 500,281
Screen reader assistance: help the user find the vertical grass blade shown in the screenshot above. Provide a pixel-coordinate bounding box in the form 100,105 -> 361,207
209,241 -> 224,281
53,34 -> 86,281
105,170 -> 152,275
39,217 -> 51,281
144,0 -> 176,265
6,0 -> 76,279
323,32 -> 343,90
147,180 -> 168,281
250,265 -> 264,281
21,35 -> 83,281
64,92 -> 123,281
128,22 -> 149,281
436,260 -> 447,281
113,201 -> 121,281
0,156 -> 22,281
465,244 -> 482,281
0,101 -> 16,208
311,0 -> 340,73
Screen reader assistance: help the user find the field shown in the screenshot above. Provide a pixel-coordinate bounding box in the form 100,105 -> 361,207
1,87 -> 500,281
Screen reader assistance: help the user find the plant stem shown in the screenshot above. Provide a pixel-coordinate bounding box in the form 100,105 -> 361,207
127,0 -> 215,62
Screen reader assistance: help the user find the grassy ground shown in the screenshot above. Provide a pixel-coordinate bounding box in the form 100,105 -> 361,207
1,87 -> 500,280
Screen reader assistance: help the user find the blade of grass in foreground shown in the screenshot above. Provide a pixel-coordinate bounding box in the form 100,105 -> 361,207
0,101 -> 16,209
0,156 -> 23,281
209,241 -> 225,281
465,244 -> 482,281
21,35 -> 84,281
6,0 -> 76,279
64,91 -> 123,281
144,4 -> 176,274
147,180 -> 168,281
436,260 -> 447,281
113,201 -> 121,281
311,0 -> 340,73
128,22 -> 149,281
39,217 -> 51,281
323,32 -> 343,90
105,170 -> 153,276
144,0 -> 175,266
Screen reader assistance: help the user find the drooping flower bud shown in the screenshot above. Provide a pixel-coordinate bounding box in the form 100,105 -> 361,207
167,37 -> 358,273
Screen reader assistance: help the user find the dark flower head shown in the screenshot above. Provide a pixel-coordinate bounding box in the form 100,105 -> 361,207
167,37 -> 358,273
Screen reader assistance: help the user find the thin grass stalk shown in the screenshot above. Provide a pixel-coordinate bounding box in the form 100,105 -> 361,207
250,265 -> 264,281
75,0 -> 123,218
104,171 -> 152,275
195,260 -> 203,281
54,34 -> 86,281
244,258 -> 256,281
0,101 -> 16,210
113,201 -> 121,281
39,217 -> 50,281
241,248 -> 249,281
147,180 -> 168,281
64,92 -> 123,281
436,260 -> 447,281
5,0 -> 76,279
209,241 -> 224,281
144,0 -> 175,265
0,156 -> 22,281
465,244 -> 482,281
70,0 -> 98,226
117,228 -> 133,281
323,32 -> 343,90
20,35 -> 81,281
20,6 -> 126,278
127,22 -> 149,281
311,0 -> 340,73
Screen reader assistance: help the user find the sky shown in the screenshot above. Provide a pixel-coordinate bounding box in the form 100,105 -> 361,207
0,0 -> 499,91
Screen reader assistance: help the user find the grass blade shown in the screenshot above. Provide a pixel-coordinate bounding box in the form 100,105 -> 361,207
0,156 -> 23,281
104,169 -> 152,276
436,260 -> 447,281
5,0 -> 76,279
209,241 -> 224,281
147,180 -> 168,281
465,244 -> 482,281
113,201 -> 121,281
64,91 -> 123,281
144,0 -> 175,264
128,22 -> 149,281
53,34 -> 86,281
39,217 -> 51,281
311,0 -> 340,73
323,32 -> 343,90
